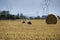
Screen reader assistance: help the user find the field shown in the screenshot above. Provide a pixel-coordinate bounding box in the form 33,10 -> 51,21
0,19 -> 60,40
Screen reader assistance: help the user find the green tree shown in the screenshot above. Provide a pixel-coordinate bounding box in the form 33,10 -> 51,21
20,13 -> 24,19
16,13 -> 20,19
29,17 -> 34,19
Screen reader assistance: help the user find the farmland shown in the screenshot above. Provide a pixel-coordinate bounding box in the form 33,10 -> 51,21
0,19 -> 60,40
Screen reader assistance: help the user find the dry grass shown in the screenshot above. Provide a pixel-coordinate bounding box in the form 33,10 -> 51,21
0,19 -> 60,40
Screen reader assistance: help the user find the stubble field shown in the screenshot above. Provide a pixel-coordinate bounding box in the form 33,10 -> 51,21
0,19 -> 60,40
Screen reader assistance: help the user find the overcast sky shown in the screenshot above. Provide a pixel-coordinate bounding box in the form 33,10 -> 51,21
0,0 -> 60,17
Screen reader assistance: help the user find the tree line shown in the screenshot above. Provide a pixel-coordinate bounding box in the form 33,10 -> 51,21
0,11 -> 60,20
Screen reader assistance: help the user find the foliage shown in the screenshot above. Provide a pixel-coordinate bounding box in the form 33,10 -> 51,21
0,10 -> 60,20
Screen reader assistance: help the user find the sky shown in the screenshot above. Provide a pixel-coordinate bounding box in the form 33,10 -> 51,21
0,0 -> 60,17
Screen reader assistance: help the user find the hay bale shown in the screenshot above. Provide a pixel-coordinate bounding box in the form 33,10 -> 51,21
27,21 -> 32,24
46,14 -> 57,24
22,21 -> 25,23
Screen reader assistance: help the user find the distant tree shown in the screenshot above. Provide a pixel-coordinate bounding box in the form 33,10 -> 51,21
16,13 -> 20,19
0,11 -> 16,20
34,16 -> 40,19
20,13 -> 24,19
0,15 -> 7,20
29,17 -> 34,19
23,16 -> 27,19
42,15 -> 47,19
0,11 -> 10,20
57,16 -> 60,19
34,16 -> 41,19
7,13 -> 10,19
34,17 -> 37,19
2,11 -> 9,16
37,16 -> 41,19
9,15 -> 16,20
19,13 -> 27,19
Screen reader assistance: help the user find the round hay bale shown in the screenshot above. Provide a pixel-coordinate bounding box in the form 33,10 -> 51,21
46,14 -> 57,24
22,21 -> 25,23
27,21 -> 32,24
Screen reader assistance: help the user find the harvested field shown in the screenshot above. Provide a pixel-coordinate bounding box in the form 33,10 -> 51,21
0,19 -> 60,40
